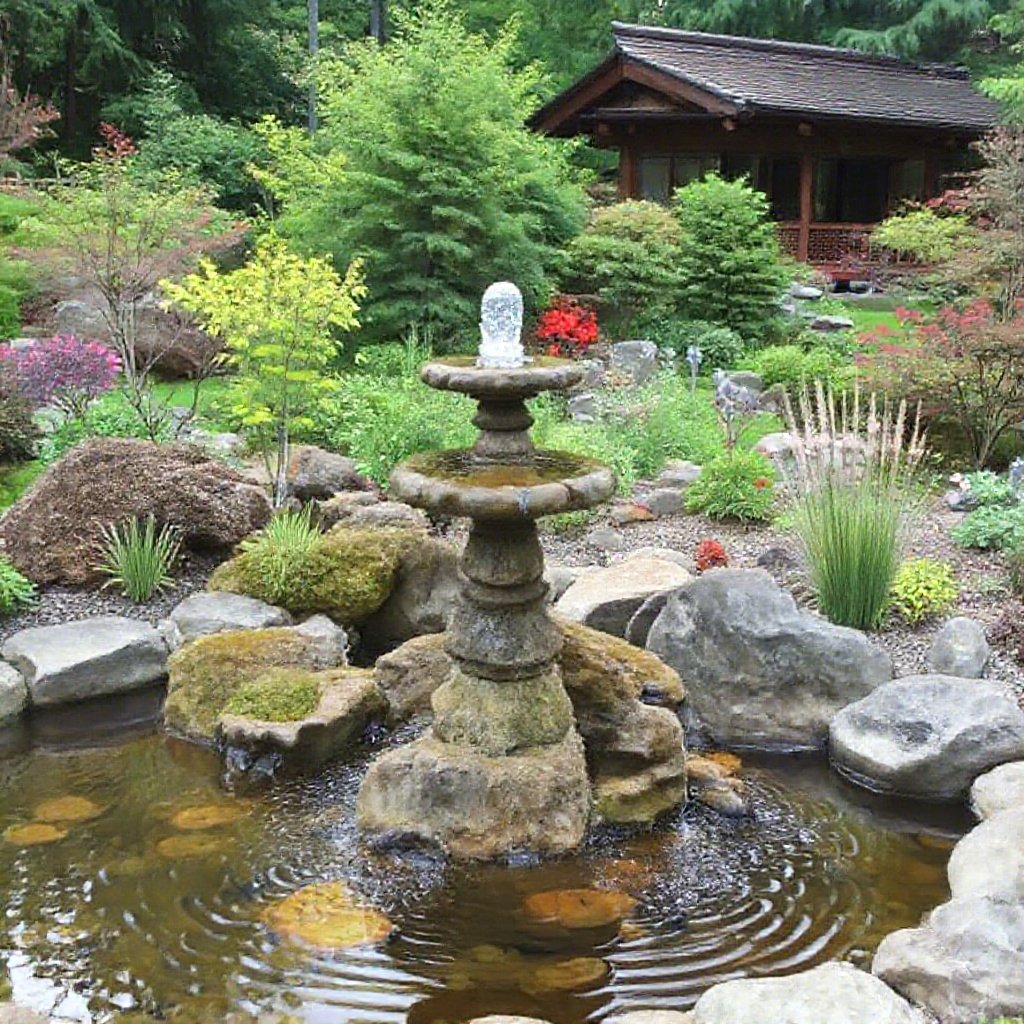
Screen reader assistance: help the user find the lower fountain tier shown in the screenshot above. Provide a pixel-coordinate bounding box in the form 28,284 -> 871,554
389,449 -> 616,521
356,728 -> 591,860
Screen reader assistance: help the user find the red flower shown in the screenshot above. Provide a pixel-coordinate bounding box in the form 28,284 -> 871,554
536,296 -> 599,359
753,477 -> 772,490
695,539 -> 729,573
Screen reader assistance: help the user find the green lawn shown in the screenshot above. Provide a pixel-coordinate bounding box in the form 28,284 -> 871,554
150,377 -> 235,432
0,461 -> 44,510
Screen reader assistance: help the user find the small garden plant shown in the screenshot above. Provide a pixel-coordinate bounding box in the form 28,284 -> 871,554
685,449 -> 776,523
890,558 -> 958,624
96,515 -> 182,602
0,555 -> 36,616
695,539 -> 729,573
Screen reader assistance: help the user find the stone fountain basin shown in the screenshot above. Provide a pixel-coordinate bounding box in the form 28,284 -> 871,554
390,449 -> 616,521
421,357 -> 583,398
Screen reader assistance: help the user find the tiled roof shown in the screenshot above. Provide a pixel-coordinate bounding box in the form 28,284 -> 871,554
609,23 -> 999,130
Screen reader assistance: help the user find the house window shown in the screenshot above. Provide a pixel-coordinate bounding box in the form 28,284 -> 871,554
637,154 -> 720,202
892,160 -> 926,204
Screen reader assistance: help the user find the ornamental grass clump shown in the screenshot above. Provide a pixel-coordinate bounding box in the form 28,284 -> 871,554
96,515 -> 181,602
785,383 -> 926,631
235,507 -> 321,607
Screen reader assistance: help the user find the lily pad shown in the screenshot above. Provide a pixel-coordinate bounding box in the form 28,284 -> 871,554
171,803 -> 247,831
33,796 -> 104,824
520,888 -> 637,930
4,823 -> 69,846
525,957 -> 609,993
155,834 -> 226,859
262,881 -> 394,951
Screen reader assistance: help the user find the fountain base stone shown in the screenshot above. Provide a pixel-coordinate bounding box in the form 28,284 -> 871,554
356,728 -> 591,861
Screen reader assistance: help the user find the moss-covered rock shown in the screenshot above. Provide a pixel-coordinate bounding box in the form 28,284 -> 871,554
164,625 -> 346,742
209,526 -> 424,626
224,668 -> 321,723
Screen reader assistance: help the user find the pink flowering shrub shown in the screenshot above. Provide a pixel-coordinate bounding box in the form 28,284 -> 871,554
1,335 -> 121,419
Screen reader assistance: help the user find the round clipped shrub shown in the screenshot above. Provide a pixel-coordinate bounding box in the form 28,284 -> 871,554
685,449 -> 775,522
890,558 -> 958,624
639,318 -> 745,371
223,668 -> 322,722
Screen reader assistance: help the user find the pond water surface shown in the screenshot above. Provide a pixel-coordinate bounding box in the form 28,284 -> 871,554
0,692 -> 965,1024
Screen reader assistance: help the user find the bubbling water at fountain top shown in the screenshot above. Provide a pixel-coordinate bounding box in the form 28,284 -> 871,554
477,281 -> 529,369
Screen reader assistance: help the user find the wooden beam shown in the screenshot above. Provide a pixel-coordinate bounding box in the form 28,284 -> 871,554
798,152 -> 814,263
619,146 -> 638,200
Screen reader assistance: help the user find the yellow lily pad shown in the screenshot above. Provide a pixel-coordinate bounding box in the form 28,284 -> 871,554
521,888 -> 637,930
262,882 -> 394,951
526,957 -> 609,993
171,803 -> 247,831
33,796 -> 104,824
155,834 -> 226,859
4,823 -> 69,846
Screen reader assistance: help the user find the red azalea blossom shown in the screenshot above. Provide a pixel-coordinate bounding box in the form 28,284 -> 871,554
695,539 -> 729,573
753,477 -> 772,490
536,296 -> 599,359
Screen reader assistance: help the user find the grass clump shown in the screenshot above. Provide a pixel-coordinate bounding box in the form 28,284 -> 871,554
786,385 -> 926,631
223,668 -> 321,722
96,515 -> 182,602
210,525 -> 418,624
0,554 -> 36,616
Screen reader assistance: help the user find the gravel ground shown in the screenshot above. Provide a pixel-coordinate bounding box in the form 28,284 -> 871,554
530,495 -> 1024,709
0,551 -> 220,644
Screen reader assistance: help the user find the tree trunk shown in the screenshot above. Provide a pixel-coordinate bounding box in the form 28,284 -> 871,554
307,0 -> 319,135
370,0 -> 386,43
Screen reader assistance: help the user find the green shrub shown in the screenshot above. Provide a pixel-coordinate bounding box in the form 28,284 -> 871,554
96,515 -> 182,602
223,668 -> 321,722
639,318 -> 745,371
952,504 -> 1024,550
873,209 -> 972,265
963,470 -> 1016,507
685,449 -> 776,522
0,555 -> 36,616
673,173 -> 788,344
742,344 -> 851,395
0,362 -> 36,463
234,508 -> 322,606
0,284 -> 20,339
563,200 -> 681,328
209,526 -> 418,624
891,558 -> 958,624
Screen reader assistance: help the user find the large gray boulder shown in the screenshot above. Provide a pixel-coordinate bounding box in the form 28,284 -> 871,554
947,807 -> 1024,901
1,617 -> 168,707
693,962 -> 925,1024
646,570 -> 892,749
555,557 -> 692,638
165,591 -> 293,649
971,760 -> 1024,821
829,675 -> 1024,800
873,896 -> 1024,1022
286,445 -> 371,500
611,340 -> 658,384
0,661 -> 27,723
926,617 -> 989,678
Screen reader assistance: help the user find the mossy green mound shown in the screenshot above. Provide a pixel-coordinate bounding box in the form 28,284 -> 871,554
208,526 -> 422,625
165,627 -> 343,741
223,668 -> 322,723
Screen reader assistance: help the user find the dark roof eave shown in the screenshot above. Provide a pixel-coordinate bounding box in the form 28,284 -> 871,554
747,104 -> 996,133
528,51 -> 621,132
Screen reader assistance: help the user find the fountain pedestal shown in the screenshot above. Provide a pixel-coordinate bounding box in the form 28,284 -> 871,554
356,358 -> 616,860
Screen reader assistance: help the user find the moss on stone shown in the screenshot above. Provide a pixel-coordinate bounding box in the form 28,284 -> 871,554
165,627 -> 340,741
223,668 -> 322,723
209,526 -> 423,625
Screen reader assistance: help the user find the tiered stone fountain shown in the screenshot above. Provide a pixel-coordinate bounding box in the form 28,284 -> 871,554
357,284 -> 617,859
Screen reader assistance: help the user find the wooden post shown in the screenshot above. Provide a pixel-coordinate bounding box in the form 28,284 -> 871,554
923,152 -> 938,199
798,151 -> 814,263
619,146 -> 638,200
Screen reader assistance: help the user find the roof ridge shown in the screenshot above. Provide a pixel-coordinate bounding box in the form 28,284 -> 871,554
610,21 -> 971,79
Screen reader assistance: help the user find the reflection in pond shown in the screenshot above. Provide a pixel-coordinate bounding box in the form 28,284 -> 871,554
0,710 -> 964,1023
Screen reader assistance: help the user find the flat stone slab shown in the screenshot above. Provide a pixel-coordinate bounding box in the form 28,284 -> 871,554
829,675 -> 1024,800
0,661 -> 27,723
693,962 -> 925,1024
971,760 -> 1024,821
166,591 -> 293,649
555,557 -> 692,638
1,617 -> 168,708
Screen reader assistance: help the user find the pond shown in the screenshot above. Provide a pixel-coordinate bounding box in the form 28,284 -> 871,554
0,691 -> 965,1024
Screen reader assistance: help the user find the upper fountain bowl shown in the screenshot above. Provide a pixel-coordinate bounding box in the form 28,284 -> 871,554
421,356 -> 584,400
